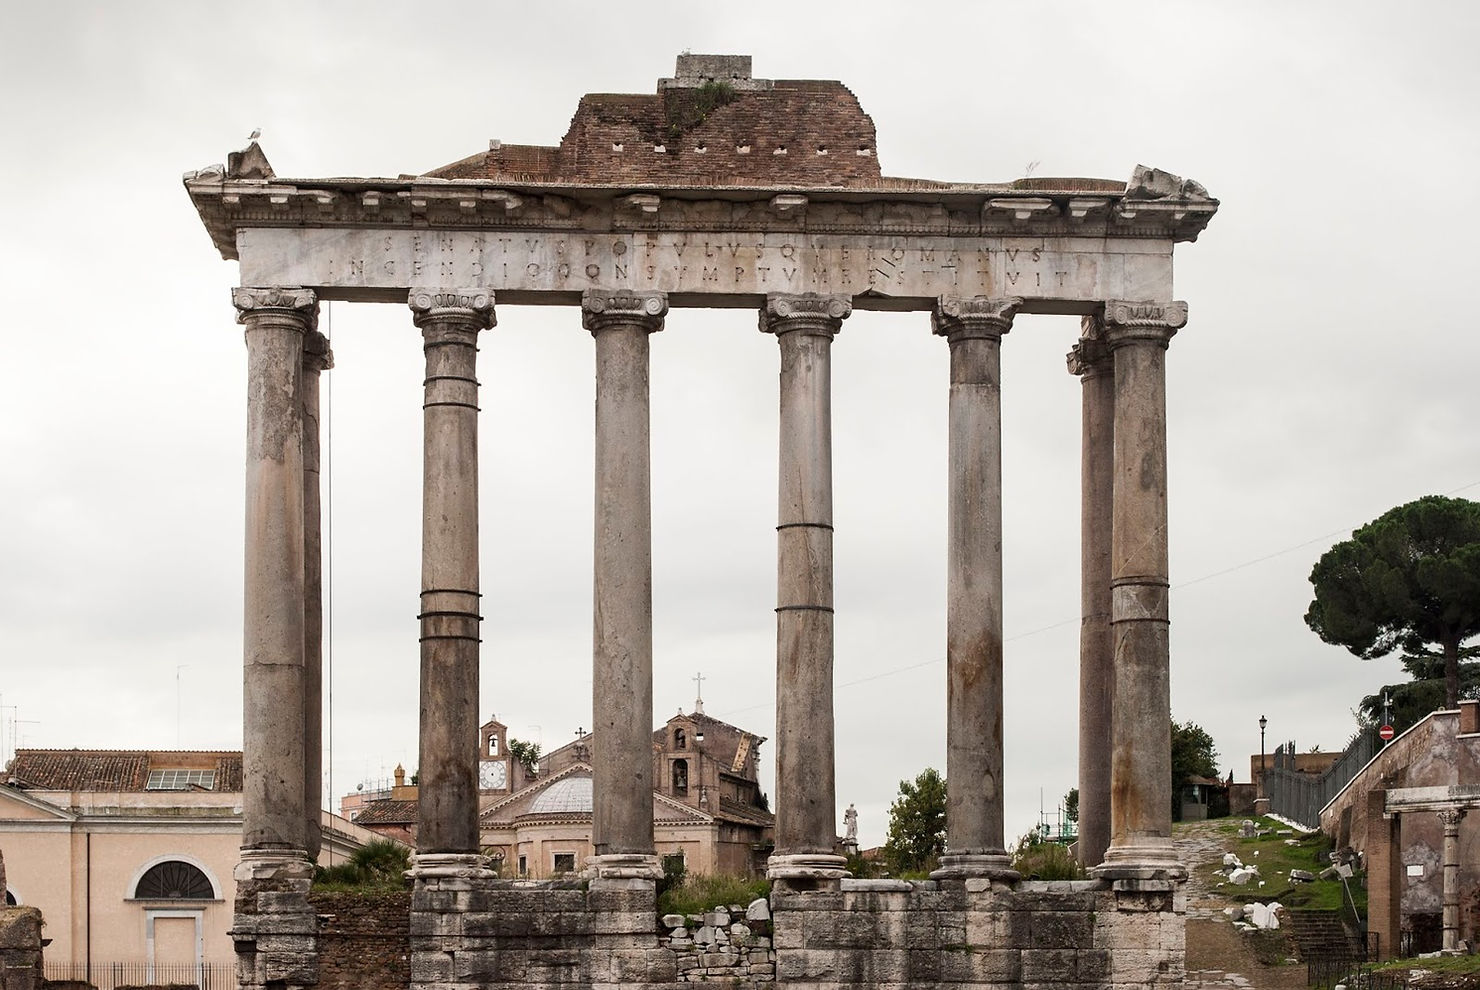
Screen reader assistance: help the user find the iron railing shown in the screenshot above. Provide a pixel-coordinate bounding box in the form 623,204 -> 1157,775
43,960 -> 234,989
1265,728 -> 1379,829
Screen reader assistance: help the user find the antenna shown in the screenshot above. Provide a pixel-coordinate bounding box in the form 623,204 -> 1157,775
175,665 -> 190,747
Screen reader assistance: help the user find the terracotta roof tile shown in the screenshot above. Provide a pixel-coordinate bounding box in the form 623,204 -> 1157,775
3,749 -> 241,792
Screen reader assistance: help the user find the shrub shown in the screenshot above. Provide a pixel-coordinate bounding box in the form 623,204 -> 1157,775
1010,830 -> 1085,881
657,874 -> 770,918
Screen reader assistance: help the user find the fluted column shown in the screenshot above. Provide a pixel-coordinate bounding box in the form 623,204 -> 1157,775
1097,300 -> 1188,879
1069,319 -> 1114,869
233,286 -> 317,880
1441,809 -> 1464,953
584,289 -> 666,880
410,288 -> 494,870
762,292 -> 850,881
931,296 -> 1020,880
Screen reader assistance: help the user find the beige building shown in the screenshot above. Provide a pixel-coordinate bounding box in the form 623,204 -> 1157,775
0,749 -> 385,988
352,710 -> 775,878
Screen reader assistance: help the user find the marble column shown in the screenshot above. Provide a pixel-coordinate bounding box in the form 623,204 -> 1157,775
762,293 -> 850,881
584,289 -> 667,880
410,289 -> 494,870
1069,319 -> 1114,869
930,296 -> 1020,880
300,329 -> 332,862
233,286 -> 317,880
1440,808 -> 1464,953
1096,300 -> 1188,879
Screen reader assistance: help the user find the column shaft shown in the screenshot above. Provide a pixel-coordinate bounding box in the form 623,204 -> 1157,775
411,289 -> 494,860
763,293 -> 850,881
234,287 -> 316,868
301,331 -> 331,862
585,289 -> 666,879
932,297 -> 1019,879
1099,300 -> 1187,878
1070,324 -> 1114,868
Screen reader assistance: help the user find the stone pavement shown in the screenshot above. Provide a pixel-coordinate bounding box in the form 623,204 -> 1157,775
1178,819 -> 1309,990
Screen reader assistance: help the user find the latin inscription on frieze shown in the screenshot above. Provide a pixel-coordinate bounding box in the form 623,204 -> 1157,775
240,229 -> 1172,303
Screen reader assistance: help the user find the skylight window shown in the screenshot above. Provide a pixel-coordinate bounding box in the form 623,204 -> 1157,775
145,769 -> 216,791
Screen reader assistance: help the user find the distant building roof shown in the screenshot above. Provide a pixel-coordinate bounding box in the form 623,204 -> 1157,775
528,776 -> 593,815
2,750 -> 243,792
352,798 -> 419,826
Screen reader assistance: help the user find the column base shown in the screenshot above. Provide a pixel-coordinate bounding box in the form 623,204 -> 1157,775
409,852 -> 495,881
931,852 -> 1020,881
1091,839 -> 1187,881
235,847 -> 315,882
767,853 -> 849,880
584,853 -> 663,880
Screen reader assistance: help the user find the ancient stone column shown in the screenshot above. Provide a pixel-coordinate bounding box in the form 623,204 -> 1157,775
1069,319 -> 1115,869
301,330 -> 332,863
762,293 -> 850,881
1440,808 -> 1464,953
1097,300 -> 1188,879
233,286 -> 317,880
410,289 -> 494,870
584,289 -> 667,880
930,296 -> 1020,880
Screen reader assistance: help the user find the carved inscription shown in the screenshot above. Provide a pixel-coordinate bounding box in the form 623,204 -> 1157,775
240,229 -> 1173,303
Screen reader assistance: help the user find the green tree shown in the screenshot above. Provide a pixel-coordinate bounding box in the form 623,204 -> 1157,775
1063,787 -> 1079,825
1305,495 -> 1480,709
882,768 -> 947,876
1171,719 -> 1218,821
508,738 -> 541,776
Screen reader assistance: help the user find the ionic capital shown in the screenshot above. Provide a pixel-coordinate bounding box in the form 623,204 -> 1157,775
1067,317 -> 1112,377
759,293 -> 851,337
931,296 -> 1021,343
1102,300 -> 1187,348
581,289 -> 667,335
408,288 -> 496,330
233,287 -> 318,331
302,330 -> 334,372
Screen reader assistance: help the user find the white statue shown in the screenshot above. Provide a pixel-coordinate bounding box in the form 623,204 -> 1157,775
844,803 -> 858,843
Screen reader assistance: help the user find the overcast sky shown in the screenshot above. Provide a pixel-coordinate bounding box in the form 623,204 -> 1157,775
2,2 -> 1477,849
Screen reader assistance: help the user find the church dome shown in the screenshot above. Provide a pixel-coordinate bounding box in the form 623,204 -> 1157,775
528,775 -> 592,815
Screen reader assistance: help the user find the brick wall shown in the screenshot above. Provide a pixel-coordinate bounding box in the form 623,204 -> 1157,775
311,890 -> 411,990
431,81 -> 882,189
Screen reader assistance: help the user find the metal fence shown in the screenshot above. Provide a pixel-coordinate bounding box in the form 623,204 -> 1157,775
1265,728 -> 1379,829
1307,961 -> 1407,990
43,960 -> 234,989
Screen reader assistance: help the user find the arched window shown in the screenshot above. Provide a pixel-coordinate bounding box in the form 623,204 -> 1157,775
133,860 -> 214,899
672,759 -> 689,794
674,727 -> 686,750
4,890 -> 16,906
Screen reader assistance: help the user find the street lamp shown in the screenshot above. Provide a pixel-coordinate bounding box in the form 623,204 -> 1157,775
1258,715 -> 1268,774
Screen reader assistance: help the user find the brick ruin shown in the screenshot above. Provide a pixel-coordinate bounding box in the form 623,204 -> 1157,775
184,53 -> 1218,989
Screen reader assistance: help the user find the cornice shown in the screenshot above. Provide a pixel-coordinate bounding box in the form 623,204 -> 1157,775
183,164 -> 1218,262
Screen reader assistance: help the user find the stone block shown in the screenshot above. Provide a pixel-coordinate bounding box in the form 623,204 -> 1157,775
1027,909 -> 1093,947
1108,947 -> 1178,983
645,947 -> 680,982
0,909 -> 42,951
1021,947 -> 1078,981
906,946 -> 941,982
938,947 -> 1021,982
776,947 -> 842,981
409,950 -> 454,983
770,887 -> 845,912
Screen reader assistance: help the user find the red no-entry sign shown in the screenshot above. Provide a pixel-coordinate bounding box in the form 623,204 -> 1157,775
1379,724 -> 1395,741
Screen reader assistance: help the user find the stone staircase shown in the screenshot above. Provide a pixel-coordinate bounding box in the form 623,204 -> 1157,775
1285,909 -> 1364,961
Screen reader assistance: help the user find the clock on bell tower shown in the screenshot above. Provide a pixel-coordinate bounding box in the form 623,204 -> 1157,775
478,716 -> 512,793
